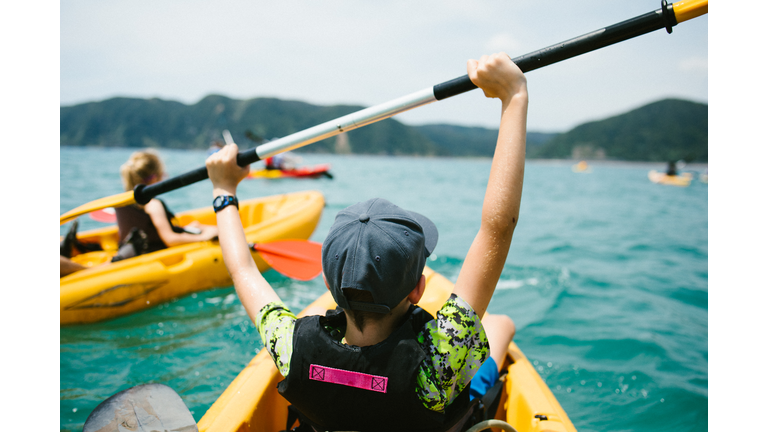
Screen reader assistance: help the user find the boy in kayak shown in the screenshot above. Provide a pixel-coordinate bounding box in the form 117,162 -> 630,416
207,52 -> 526,431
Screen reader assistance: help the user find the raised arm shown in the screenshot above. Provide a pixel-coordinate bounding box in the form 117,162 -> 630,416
206,143 -> 282,323
452,53 -> 528,319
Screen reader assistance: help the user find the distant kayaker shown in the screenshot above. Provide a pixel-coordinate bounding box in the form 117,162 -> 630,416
207,140 -> 224,156
264,156 -> 278,170
666,160 -> 677,176
113,149 -> 218,261
264,152 -> 300,170
206,52 -> 526,431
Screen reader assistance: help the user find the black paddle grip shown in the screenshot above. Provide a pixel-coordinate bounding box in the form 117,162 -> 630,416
433,76 -> 478,101
134,147 -> 262,205
433,2 -> 676,101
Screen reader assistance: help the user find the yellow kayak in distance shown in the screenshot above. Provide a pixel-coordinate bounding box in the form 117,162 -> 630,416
197,266 -> 578,432
571,161 -> 592,173
648,170 -> 693,187
60,191 -> 325,326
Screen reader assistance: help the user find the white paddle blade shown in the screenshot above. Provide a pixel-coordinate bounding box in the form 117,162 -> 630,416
83,383 -> 197,432
223,130 -> 234,145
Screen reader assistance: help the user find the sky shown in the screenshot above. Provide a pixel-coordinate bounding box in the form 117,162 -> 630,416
59,0 -> 709,132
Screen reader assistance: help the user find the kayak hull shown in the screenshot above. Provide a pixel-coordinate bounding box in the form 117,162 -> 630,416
60,191 -> 325,326
247,164 -> 331,179
197,266 -> 577,432
648,170 -> 693,187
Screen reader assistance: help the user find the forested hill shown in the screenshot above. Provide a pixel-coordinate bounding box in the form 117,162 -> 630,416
60,95 -> 548,157
60,95 -> 706,161
60,95 -> 439,156
528,99 -> 708,162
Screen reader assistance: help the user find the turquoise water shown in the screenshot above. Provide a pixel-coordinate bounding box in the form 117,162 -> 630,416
60,147 -> 708,431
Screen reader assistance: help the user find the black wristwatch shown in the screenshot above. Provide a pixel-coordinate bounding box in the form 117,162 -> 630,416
213,195 -> 239,212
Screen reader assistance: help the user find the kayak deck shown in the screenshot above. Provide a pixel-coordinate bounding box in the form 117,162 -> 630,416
197,266 -> 577,432
60,191 -> 325,325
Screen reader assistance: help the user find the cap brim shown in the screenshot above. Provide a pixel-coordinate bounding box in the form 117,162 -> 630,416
407,210 -> 438,256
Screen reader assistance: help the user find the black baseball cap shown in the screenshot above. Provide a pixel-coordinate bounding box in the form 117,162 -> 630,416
322,198 -> 438,314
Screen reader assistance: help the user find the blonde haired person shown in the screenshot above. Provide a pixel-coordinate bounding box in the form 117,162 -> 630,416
113,149 -> 218,260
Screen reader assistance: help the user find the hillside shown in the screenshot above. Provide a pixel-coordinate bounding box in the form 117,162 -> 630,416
529,99 -> 707,162
61,96 -> 707,161
414,124 -> 557,157
60,95 -> 440,156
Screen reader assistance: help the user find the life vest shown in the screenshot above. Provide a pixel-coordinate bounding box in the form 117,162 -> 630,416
115,199 -> 183,253
278,306 -> 474,432
265,156 -> 278,170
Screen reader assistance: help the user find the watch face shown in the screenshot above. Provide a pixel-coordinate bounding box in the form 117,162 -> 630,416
214,195 -> 237,211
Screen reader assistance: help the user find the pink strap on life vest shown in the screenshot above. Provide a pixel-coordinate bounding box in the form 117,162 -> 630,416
309,364 -> 388,393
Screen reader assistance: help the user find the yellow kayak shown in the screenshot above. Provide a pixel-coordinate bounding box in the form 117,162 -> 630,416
198,266 -> 577,432
571,161 -> 592,173
60,191 -> 325,325
648,170 -> 693,187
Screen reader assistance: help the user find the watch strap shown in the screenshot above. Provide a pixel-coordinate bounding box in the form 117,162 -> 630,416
213,195 -> 239,212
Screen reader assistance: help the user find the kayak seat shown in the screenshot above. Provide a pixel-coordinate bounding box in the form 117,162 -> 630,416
471,371 -> 508,425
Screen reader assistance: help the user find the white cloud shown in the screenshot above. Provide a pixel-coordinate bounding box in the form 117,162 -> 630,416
678,56 -> 708,73
484,33 -> 522,54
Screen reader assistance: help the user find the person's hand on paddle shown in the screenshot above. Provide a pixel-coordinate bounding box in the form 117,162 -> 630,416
206,143 -> 251,197
467,52 -> 527,107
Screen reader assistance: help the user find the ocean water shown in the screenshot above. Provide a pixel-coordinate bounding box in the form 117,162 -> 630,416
60,147 -> 708,431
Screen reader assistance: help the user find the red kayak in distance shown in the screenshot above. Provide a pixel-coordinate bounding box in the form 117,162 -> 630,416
247,164 -> 333,179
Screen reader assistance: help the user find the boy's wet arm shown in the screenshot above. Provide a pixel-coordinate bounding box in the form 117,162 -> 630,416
230,265 -> 282,324
452,231 -> 512,318
216,205 -> 282,323
452,95 -> 527,318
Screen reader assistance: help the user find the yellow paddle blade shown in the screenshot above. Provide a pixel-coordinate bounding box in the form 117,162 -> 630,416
673,0 -> 707,23
60,191 -> 136,225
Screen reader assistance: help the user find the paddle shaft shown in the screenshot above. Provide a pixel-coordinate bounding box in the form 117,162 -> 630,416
126,0 -> 705,205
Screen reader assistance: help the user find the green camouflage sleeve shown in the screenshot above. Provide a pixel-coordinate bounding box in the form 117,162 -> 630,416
414,294 -> 489,412
255,301 -> 297,377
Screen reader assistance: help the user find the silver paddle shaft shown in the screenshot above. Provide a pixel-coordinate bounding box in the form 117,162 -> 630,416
255,87 -> 436,159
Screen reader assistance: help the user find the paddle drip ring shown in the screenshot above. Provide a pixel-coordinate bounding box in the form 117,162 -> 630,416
661,0 -> 677,34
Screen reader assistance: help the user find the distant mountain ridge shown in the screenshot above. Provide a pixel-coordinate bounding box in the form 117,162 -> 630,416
60,96 -> 707,161
60,95 -> 439,156
529,98 -> 707,162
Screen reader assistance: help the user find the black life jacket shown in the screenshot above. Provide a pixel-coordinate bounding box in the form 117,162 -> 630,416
278,306 -> 474,432
115,199 -> 183,253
